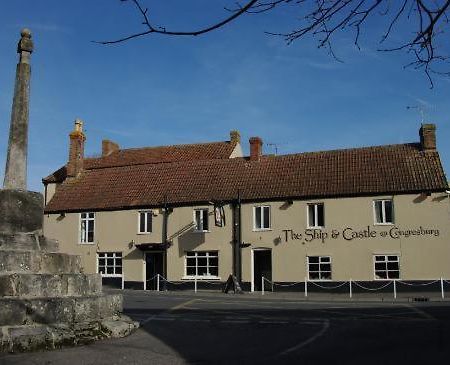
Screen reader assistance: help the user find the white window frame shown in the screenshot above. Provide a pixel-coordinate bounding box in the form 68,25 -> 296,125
97,252 -> 123,278
307,256 -> 332,281
80,212 -> 95,244
373,199 -> 394,225
253,205 -> 271,231
307,203 -> 325,228
193,208 -> 209,232
138,210 -> 152,234
184,251 -> 219,280
373,254 -> 400,280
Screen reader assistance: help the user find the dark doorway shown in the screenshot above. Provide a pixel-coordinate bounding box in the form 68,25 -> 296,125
145,252 -> 164,290
253,249 -> 272,291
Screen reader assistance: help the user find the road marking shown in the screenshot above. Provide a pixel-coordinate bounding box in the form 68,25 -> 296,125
404,304 -> 436,320
280,319 -> 330,356
182,318 -> 211,323
169,298 -> 198,312
141,298 -> 198,325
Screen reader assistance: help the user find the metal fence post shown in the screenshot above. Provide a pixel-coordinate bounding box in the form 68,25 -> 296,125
121,274 -> 125,290
262,276 -> 265,296
157,273 -> 160,292
195,277 -> 198,293
305,277 -> 308,298
441,277 -> 445,299
349,278 -> 352,299
393,279 -> 397,299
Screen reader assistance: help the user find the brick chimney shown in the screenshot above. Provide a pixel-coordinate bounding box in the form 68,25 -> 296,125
419,123 -> 436,151
249,137 -> 263,161
230,130 -> 241,144
102,139 -> 119,157
67,119 -> 85,178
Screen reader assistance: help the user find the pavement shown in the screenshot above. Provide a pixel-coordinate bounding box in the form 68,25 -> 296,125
1,289 -> 450,364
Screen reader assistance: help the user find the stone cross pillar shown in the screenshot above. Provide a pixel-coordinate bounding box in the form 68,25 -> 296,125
3,29 -> 34,190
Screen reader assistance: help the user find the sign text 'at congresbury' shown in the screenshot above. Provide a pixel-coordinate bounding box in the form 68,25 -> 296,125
281,226 -> 440,243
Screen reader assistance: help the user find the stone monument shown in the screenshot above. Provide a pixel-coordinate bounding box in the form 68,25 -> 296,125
0,29 -> 138,353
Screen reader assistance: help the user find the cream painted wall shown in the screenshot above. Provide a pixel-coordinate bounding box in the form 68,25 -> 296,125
240,193 -> 450,283
44,192 -> 450,286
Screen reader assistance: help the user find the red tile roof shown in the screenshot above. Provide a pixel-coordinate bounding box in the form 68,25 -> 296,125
44,143 -> 448,213
43,140 -> 238,184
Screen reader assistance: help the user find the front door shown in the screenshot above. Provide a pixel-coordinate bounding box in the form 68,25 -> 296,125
145,252 -> 164,290
253,249 -> 272,291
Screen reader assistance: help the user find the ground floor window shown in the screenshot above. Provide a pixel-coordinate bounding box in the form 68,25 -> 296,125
185,251 -> 219,278
374,255 -> 399,279
307,256 -> 331,280
97,252 -> 122,276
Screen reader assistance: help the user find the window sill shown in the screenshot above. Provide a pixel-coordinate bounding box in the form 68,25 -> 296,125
192,230 -> 210,234
307,279 -> 332,282
79,242 -> 95,245
137,232 -> 152,235
182,276 -> 221,281
374,223 -> 394,226
253,228 -> 272,232
100,274 -> 123,278
307,226 -> 325,230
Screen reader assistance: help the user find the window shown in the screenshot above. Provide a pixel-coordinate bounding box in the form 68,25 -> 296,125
185,251 -> 219,278
254,206 -> 271,230
80,212 -> 95,243
194,209 -> 209,232
374,255 -> 399,280
97,252 -> 122,277
307,203 -> 324,228
138,211 -> 152,234
374,199 -> 394,224
307,256 -> 332,280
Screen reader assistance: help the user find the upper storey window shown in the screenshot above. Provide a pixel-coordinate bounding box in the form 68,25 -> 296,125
374,199 -> 394,225
194,208 -> 209,232
307,203 -> 324,228
138,211 -> 152,234
80,212 -> 95,243
254,206 -> 271,230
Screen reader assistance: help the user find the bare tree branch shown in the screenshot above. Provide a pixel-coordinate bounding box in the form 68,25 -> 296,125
98,0 -> 450,86
95,0 -> 259,44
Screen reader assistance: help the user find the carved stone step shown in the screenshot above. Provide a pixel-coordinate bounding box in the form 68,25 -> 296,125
0,250 -> 81,274
0,273 -> 102,297
0,232 -> 59,252
0,315 -> 139,353
0,294 -> 122,326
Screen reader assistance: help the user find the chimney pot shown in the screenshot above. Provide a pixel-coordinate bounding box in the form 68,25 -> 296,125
230,130 -> 241,144
102,139 -> 120,157
249,136 -> 263,161
419,123 -> 436,151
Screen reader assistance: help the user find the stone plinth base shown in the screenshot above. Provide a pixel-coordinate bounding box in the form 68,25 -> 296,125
0,190 -> 43,233
0,232 -> 139,353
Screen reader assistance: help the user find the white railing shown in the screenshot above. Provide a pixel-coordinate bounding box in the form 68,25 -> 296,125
140,274 -> 448,299
261,277 -> 447,300
146,274 -> 223,293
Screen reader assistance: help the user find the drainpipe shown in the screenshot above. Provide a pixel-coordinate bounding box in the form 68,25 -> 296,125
162,195 -> 171,281
232,190 -> 242,283
237,192 -> 242,282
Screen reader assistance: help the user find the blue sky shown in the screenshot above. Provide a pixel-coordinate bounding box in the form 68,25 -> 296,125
0,0 -> 449,192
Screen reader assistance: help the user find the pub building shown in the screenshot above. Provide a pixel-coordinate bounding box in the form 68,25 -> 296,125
42,122 -> 450,291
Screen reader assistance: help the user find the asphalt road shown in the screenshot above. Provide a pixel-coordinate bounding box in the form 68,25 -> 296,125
1,290 -> 450,364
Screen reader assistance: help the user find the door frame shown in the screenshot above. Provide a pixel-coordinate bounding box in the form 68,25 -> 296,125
251,248 -> 272,292
144,251 -> 165,290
